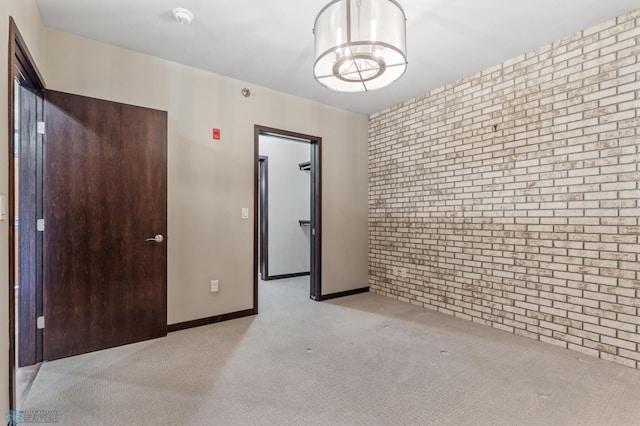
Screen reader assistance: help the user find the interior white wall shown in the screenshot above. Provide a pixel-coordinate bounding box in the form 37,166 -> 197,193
259,135 -> 310,277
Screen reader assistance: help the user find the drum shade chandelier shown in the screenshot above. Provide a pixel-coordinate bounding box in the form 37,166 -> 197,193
313,0 -> 407,92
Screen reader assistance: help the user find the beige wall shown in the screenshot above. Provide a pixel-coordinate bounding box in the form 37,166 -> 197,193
2,0 -> 49,413
43,29 -> 369,322
1,7 -> 9,415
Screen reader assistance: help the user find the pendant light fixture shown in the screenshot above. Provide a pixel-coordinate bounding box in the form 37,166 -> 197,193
313,0 -> 407,92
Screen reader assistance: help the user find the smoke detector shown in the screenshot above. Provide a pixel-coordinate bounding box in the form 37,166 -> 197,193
173,7 -> 194,24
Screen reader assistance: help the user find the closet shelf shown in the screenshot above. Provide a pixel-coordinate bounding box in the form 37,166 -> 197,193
298,220 -> 311,227
298,161 -> 311,171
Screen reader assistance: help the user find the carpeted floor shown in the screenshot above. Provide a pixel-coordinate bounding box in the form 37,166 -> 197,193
23,276 -> 640,425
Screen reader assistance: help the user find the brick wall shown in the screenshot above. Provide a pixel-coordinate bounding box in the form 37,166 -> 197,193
369,10 -> 640,369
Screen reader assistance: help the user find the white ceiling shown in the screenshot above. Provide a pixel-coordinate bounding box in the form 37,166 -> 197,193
36,0 -> 640,115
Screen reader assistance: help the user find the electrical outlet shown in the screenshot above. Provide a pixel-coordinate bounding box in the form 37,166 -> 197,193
400,268 -> 407,278
210,280 -> 219,293
392,266 -> 398,276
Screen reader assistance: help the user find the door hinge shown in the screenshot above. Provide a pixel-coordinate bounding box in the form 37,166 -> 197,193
312,228 -> 316,236
37,316 -> 45,329
37,218 -> 45,231
13,133 -> 19,158
14,216 -> 19,229
37,121 -> 45,135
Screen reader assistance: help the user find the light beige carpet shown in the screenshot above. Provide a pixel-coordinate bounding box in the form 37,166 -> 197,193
23,276 -> 640,425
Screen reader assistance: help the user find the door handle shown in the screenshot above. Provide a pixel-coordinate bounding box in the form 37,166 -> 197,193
146,234 -> 164,243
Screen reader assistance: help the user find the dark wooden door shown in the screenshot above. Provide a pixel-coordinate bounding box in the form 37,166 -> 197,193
17,84 -> 43,367
309,141 -> 321,300
43,90 -> 167,361
258,156 -> 268,280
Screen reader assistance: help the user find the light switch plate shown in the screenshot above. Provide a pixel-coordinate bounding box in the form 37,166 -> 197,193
241,208 -> 249,219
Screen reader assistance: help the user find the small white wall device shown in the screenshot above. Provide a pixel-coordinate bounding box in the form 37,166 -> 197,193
173,8 -> 194,24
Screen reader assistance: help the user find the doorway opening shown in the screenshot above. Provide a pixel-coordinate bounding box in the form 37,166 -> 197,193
253,126 -> 321,312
